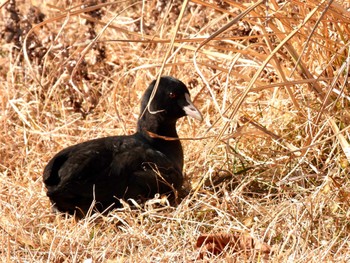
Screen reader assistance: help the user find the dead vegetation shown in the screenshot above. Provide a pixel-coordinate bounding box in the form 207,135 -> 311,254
1,0 -> 350,261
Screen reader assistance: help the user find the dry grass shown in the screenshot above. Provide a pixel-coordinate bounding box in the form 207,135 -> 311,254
1,0 -> 350,261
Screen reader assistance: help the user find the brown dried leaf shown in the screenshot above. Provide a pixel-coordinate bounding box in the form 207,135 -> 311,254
196,232 -> 271,259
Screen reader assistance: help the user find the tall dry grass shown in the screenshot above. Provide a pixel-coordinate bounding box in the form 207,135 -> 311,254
1,0 -> 350,261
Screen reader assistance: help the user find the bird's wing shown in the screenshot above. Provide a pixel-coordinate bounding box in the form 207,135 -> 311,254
43,138 -> 115,187
109,145 -> 183,199
43,136 -> 182,197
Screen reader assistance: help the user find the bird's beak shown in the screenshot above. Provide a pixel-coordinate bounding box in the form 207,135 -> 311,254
183,93 -> 203,121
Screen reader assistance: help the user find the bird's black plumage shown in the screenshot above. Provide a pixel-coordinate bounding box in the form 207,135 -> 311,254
43,76 -> 202,217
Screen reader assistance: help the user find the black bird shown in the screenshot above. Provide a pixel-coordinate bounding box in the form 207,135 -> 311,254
43,76 -> 202,217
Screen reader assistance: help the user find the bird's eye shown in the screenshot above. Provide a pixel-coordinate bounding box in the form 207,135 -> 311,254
169,92 -> 177,99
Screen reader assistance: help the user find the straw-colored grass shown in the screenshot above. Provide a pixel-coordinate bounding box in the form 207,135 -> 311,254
1,0 -> 350,261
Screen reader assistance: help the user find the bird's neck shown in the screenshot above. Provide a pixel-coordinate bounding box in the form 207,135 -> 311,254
137,112 -> 178,137
136,113 -> 184,172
